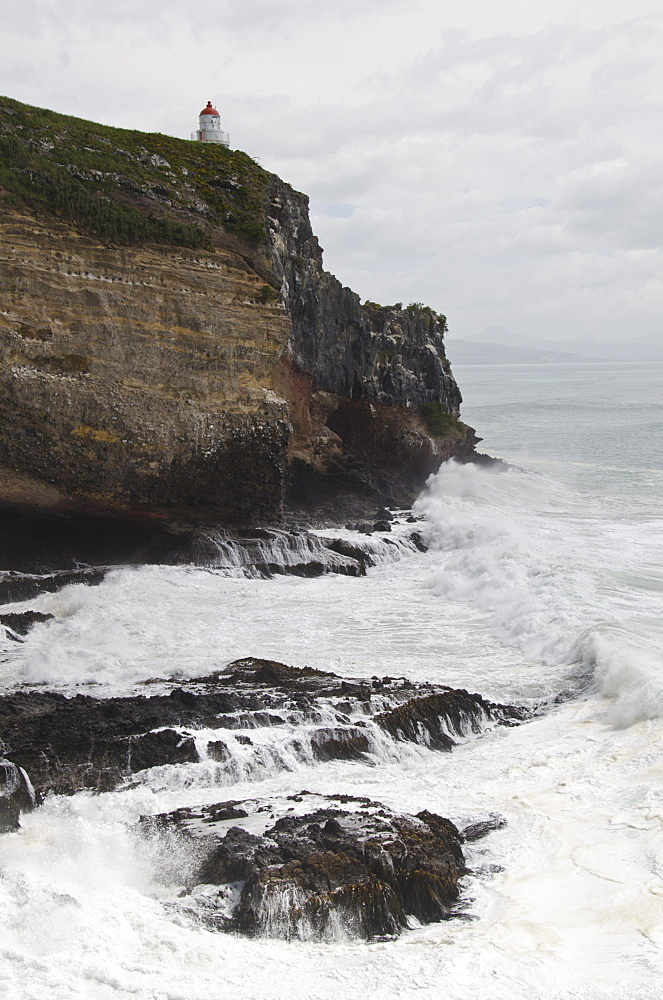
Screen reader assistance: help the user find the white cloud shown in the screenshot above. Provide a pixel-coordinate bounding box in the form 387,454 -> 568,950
0,0 -> 662,341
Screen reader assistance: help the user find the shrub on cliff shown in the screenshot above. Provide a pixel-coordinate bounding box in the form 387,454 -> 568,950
420,402 -> 465,438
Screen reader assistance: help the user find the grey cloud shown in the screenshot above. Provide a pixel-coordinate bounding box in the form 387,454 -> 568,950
7,0 -> 402,40
0,1 -> 661,340
558,158 -> 663,250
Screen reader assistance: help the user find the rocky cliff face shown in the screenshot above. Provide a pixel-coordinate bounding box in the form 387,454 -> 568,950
0,97 -> 476,530
264,175 -> 475,516
0,212 -> 291,526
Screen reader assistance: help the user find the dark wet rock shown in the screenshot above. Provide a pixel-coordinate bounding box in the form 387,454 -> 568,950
461,814 -> 508,842
406,514 -> 420,523
356,522 -> 373,534
320,528 -> 428,567
0,657 -> 528,798
0,757 -> 35,832
374,508 -> 395,521
0,507 -> 202,577
0,689 -> 206,795
0,611 -> 55,639
375,690 -> 492,750
372,520 -> 392,532
320,537 -> 370,571
0,567 -> 107,604
311,727 -> 370,761
207,740 -> 231,762
251,558 -> 361,579
411,530 -> 428,552
146,793 -> 466,940
471,452 -> 509,470
208,528 -> 367,579
128,730 -> 198,772
376,690 -> 526,751
202,801 -> 250,822
221,658 -> 335,692
0,525 -> 373,590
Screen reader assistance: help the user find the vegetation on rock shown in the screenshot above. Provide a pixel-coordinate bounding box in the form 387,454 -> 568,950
420,401 -> 466,438
0,96 -> 269,247
0,96 -> 475,523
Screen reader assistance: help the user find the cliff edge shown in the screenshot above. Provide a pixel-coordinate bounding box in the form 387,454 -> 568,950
0,97 -> 477,529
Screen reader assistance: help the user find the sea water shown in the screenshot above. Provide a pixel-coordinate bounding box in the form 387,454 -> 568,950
1,361 -> 662,1000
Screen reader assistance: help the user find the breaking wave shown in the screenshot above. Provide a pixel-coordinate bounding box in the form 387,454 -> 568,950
416,460 -> 663,724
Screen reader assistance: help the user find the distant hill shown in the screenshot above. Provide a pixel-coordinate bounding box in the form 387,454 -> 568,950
448,326 -> 663,364
446,339 -> 594,365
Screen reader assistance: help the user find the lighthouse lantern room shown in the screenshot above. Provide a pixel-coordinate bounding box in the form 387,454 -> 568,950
191,102 -> 229,146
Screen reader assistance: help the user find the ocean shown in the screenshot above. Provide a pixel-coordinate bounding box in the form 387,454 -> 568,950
1,360 -> 662,999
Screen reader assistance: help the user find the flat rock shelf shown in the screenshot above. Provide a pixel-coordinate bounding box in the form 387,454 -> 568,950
0,656 -> 527,939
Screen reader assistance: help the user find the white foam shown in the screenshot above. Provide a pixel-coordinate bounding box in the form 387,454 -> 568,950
1,415 -> 663,995
2,694 -> 663,998
416,461 -> 663,721
583,629 -> 663,727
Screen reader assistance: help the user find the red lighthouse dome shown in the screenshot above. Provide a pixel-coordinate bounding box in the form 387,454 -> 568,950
199,101 -> 219,116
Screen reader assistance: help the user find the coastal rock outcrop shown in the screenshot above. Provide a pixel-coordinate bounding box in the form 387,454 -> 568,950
0,97 -> 477,532
0,610 -> 55,639
0,652 -> 520,937
0,657 -> 527,801
143,793 -> 467,940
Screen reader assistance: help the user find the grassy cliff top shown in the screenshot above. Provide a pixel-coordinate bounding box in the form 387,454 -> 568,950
0,96 -> 273,249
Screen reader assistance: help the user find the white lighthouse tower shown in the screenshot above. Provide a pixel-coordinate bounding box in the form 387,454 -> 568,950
192,101 -> 229,146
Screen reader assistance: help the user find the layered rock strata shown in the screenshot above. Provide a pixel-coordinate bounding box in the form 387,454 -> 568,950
0,98 -> 477,530
0,212 -> 291,525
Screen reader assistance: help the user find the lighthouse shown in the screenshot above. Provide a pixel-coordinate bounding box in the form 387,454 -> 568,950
191,101 -> 229,146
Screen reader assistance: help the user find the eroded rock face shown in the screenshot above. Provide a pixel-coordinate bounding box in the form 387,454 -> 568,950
375,689 -> 504,751
0,657 -> 527,798
142,793 -> 466,940
0,100 -> 475,529
264,176 -> 479,510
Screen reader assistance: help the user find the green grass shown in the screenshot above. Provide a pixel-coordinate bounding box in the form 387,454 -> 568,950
0,96 -> 270,249
420,402 -> 465,438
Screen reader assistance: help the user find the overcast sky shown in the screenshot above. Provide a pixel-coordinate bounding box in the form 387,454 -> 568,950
2,0 -> 662,341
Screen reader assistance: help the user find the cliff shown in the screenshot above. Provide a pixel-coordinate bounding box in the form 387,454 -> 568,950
0,97 -> 476,530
